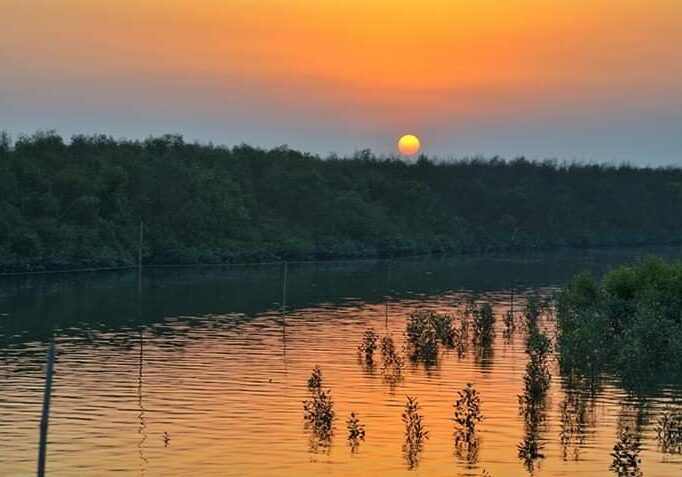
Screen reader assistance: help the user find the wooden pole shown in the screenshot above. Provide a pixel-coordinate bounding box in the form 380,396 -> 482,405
385,258 -> 392,330
281,261 -> 288,372
138,222 -> 144,293
37,339 -> 56,477
138,222 -> 144,274
511,281 -> 514,316
282,261 -> 288,316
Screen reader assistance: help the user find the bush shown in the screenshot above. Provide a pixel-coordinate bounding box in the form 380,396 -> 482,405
557,257 -> 682,382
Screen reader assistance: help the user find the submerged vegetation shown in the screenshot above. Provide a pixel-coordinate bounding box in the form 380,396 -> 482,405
517,297 -> 552,472
357,329 -> 378,368
307,366 -> 323,393
453,383 -> 483,464
303,367 -> 335,453
4,131 -> 682,272
405,310 -> 450,365
402,396 -> 429,470
472,303 -> 496,345
610,427 -> 642,477
655,408 -> 682,454
346,412 -> 366,453
379,334 -> 404,385
556,257 -> 682,382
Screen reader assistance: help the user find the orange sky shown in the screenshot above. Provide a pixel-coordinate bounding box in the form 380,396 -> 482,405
1,0 -> 681,162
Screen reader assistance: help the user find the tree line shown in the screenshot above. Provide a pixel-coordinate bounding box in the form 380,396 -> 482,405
1,130 -> 682,272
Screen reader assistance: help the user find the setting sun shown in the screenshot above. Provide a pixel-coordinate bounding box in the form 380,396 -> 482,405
398,134 -> 421,156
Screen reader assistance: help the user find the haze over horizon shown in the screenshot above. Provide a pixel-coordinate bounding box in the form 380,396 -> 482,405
2,0 -> 681,165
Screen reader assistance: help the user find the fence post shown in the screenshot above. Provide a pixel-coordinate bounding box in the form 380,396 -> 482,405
37,339 -> 56,477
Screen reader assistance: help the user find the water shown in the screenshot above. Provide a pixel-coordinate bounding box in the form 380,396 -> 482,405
2,248 -> 682,476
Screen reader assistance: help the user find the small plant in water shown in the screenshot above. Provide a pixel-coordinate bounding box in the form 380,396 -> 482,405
357,329 -> 378,366
307,365 -> 323,392
503,309 -> 515,336
517,434 -> 545,468
610,426 -> 642,477
303,388 -> 335,430
517,327 -> 551,473
380,334 -> 404,385
402,395 -> 428,469
453,383 -> 483,435
303,367 -> 335,453
406,311 -> 440,365
472,303 -> 496,344
521,328 -> 552,403
346,412 -> 366,452
430,313 -> 456,347
523,294 -> 551,331
655,408 -> 682,454
453,383 -> 483,464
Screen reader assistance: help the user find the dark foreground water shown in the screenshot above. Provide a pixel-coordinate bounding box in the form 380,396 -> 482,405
2,247 -> 682,476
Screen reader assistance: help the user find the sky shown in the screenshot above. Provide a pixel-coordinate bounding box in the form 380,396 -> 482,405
1,0 -> 681,164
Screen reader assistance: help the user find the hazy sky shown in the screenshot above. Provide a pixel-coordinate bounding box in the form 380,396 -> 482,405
1,0 -> 681,164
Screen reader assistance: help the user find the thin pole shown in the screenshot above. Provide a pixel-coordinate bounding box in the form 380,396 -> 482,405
282,261 -> 288,316
138,222 -> 144,274
37,339 -> 56,477
385,258 -> 392,330
282,261 -> 288,373
511,281 -> 514,316
138,222 -> 144,293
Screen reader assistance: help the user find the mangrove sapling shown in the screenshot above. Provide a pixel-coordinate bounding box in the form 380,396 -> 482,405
522,348 -> 551,402
406,310 -> 431,347
503,309 -> 515,337
402,395 -> 428,469
655,408 -> 682,453
517,328 -> 551,471
454,383 -> 483,435
303,367 -> 335,452
405,311 -> 440,365
517,391 -> 547,472
456,312 -> 469,357
610,427 -> 642,477
303,388 -> 335,452
413,326 -> 439,366
430,313 -> 456,347
303,388 -> 335,428
559,379 -> 594,461
308,366 -> 323,393
517,434 -> 545,470
524,295 -> 542,331
357,329 -> 378,366
453,383 -> 483,463
380,335 -> 404,385
472,303 -> 496,345
346,412 -> 366,452
464,297 -> 478,321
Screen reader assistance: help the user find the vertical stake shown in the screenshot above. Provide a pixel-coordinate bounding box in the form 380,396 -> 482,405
138,222 -> 144,292
511,281 -> 515,316
37,339 -> 56,477
385,258 -> 392,330
282,261 -> 288,318
282,261 -> 288,372
138,222 -> 144,273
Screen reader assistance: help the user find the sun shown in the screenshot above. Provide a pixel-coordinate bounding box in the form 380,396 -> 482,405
398,134 -> 421,156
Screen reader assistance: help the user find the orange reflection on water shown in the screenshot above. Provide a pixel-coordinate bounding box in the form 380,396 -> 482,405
2,291 -> 681,475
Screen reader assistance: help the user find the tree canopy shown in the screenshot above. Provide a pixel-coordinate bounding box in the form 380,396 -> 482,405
2,131 -> 682,272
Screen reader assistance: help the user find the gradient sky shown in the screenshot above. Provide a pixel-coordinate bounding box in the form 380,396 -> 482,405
1,0 -> 681,164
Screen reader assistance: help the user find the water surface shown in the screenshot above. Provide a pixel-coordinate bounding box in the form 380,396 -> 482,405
2,248 -> 682,476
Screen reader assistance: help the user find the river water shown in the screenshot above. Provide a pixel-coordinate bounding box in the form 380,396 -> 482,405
1,248 -> 682,476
